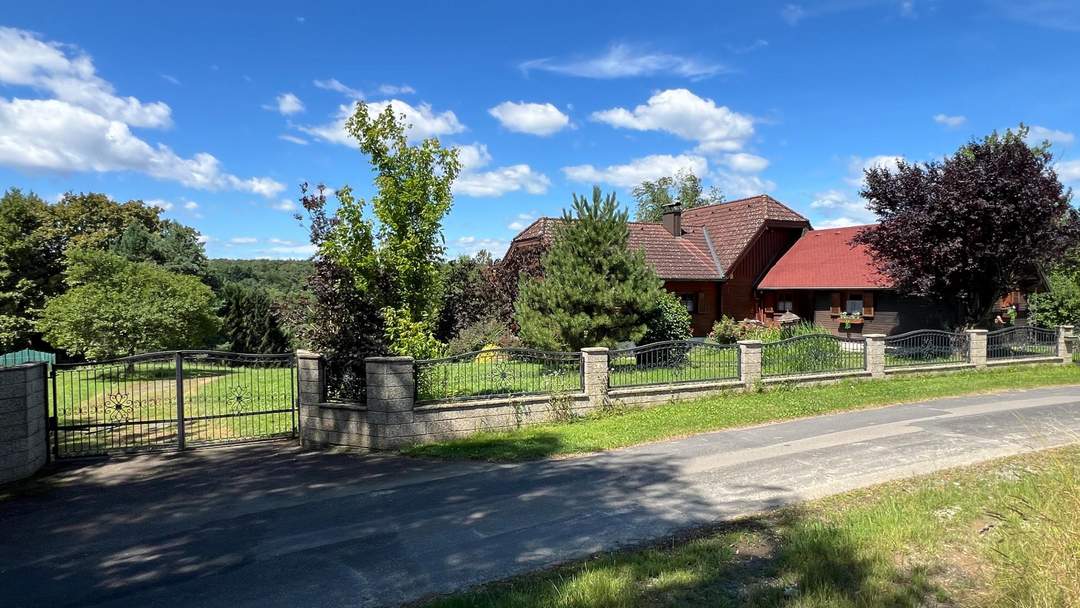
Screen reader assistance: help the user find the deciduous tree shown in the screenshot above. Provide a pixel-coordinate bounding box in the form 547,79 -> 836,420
853,127 -> 1080,327
633,169 -> 722,222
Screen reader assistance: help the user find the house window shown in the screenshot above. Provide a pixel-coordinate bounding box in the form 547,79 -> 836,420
846,293 -> 864,315
777,299 -> 793,313
680,294 -> 697,314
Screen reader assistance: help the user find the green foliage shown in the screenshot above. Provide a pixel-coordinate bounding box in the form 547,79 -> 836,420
207,258 -> 314,300
446,316 -> 519,355
640,290 -> 692,344
218,282 -> 290,353
515,187 -> 668,351
37,249 -> 218,359
633,169 -> 723,222
435,252 -> 499,341
707,315 -> 742,344
112,220 -> 209,279
315,102 -> 462,359
0,189 -> 59,350
1029,265 -> 1080,328
381,306 -> 445,360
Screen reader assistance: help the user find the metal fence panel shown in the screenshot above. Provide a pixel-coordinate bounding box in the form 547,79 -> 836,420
51,350 -> 297,458
987,326 -> 1057,360
415,348 -> 582,403
884,330 -> 969,368
762,334 -> 866,377
608,340 -> 740,388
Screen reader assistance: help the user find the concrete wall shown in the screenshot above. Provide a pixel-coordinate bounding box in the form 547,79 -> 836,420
0,363 -> 47,485
297,325 -> 1076,452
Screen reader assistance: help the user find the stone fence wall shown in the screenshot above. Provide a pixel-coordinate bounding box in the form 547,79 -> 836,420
298,326 -> 1075,452
0,363 -> 48,485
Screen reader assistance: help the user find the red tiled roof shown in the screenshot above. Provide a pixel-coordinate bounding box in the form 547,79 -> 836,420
504,194 -> 810,281
757,225 -> 893,290
681,194 -> 809,272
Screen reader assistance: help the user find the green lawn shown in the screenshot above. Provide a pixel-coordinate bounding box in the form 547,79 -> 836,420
52,358 -> 296,456
609,344 -> 739,387
403,363 -> 1080,461
419,446 -> 1080,608
416,357 -> 583,402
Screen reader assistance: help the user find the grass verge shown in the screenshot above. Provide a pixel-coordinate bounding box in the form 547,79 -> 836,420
417,445 -> 1080,608
404,363 -> 1080,461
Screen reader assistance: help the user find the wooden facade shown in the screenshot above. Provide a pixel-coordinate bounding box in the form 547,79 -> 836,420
663,280 -> 722,336
722,225 -> 805,322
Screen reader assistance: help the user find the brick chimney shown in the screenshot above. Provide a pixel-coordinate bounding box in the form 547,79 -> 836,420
661,203 -> 683,237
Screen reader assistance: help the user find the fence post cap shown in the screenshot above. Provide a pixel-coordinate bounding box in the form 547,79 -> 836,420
964,328 -> 988,334
581,346 -> 610,353
736,339 -> 763,346
863,333 -> 887,339
365,355 -> 414,363
295,349 -> 322,359
1059,325 -> 1075,330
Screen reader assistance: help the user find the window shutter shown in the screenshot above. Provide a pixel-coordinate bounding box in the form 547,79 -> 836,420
863,292 -> 875,318
830,292 -> 842,316
763,292 -> 776,315
697,292 -> 707,314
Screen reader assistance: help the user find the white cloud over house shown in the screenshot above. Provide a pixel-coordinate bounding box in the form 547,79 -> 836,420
453,143 -> 550,197
488,101 -> 570,136
591,89 -> 754,154
563,154 -> 708,189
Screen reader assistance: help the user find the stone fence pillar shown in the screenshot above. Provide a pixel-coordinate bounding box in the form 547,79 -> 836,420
1058,325 -> 1074,364
296,350 -> 325,406
365,357 -> 415,448
864,334 -> 887,378
581,347 -> 610,409
0,362 -> 47,484
738,340 -> 762,388
966,329 -> 988,369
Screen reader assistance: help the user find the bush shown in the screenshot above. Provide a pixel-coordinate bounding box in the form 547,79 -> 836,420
382,306 -> 445,360
447,316 -> 519,355
707,315 -> 741,344
641,291 -> 692,345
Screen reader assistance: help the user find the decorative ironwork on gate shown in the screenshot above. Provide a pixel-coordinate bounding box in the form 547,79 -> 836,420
50,350 -> 297,458
986,326 -> 1057,360
884,330 -> 969,368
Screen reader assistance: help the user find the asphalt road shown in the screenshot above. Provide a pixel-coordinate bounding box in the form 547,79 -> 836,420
2,385 -> 1080,607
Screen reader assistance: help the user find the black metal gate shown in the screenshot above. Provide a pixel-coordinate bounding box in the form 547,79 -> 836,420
49,351 -> 298,458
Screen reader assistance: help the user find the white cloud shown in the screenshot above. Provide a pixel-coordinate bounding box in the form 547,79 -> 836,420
196,234 -> 211,245
451,236 -> 509,257
261,242 -> 317,258
147,199 -> 173,211
183,200 -> 199,210
278,134 -> 309,145
507,212 -> 536,231
160,74 -> 181,86
720,152 -> 769,173
0,98 -> 285,198
300,99 -> 465,145
313,78 -> 363,99
453,143 -> 549,197
591,89 -> 754,153
377,84 -> 415,95
846,154 -> 905,187
230,236 -> 258,245
519,43 -> 724,79
713,172 -> 777,198
933,113 -> 966,127
488,101 -> 570,136
272,199 -> 298,212
563,154 -> 708,189
809,189 -> 876,227
1056,159 -> 1080,183
1027,125 -> 1075,146
268,92 -> 304,115
0,27 -> 172,128
781,4 -> 807,25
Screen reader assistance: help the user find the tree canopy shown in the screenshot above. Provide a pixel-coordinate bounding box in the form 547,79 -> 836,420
37,249 -> 219,359
218,282 -> 290,353
515,187 -> 668,350
853,126 -> 1080,327
633,169 -> 722,222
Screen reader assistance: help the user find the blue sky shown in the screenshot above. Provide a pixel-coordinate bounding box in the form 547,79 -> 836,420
2,0 -> 1079,260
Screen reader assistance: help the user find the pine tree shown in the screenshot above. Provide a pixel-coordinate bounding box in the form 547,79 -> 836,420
515,187 -> 667,350
219,282 -> 290,353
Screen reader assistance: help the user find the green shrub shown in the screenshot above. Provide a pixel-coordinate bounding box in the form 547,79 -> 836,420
382,306 -> 445,360
707,315 -> 741,344
641,291 -> 692,345
447,316 -> 519,355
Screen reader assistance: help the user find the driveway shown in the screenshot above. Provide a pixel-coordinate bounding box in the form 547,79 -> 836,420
3,385 -> 1080,607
